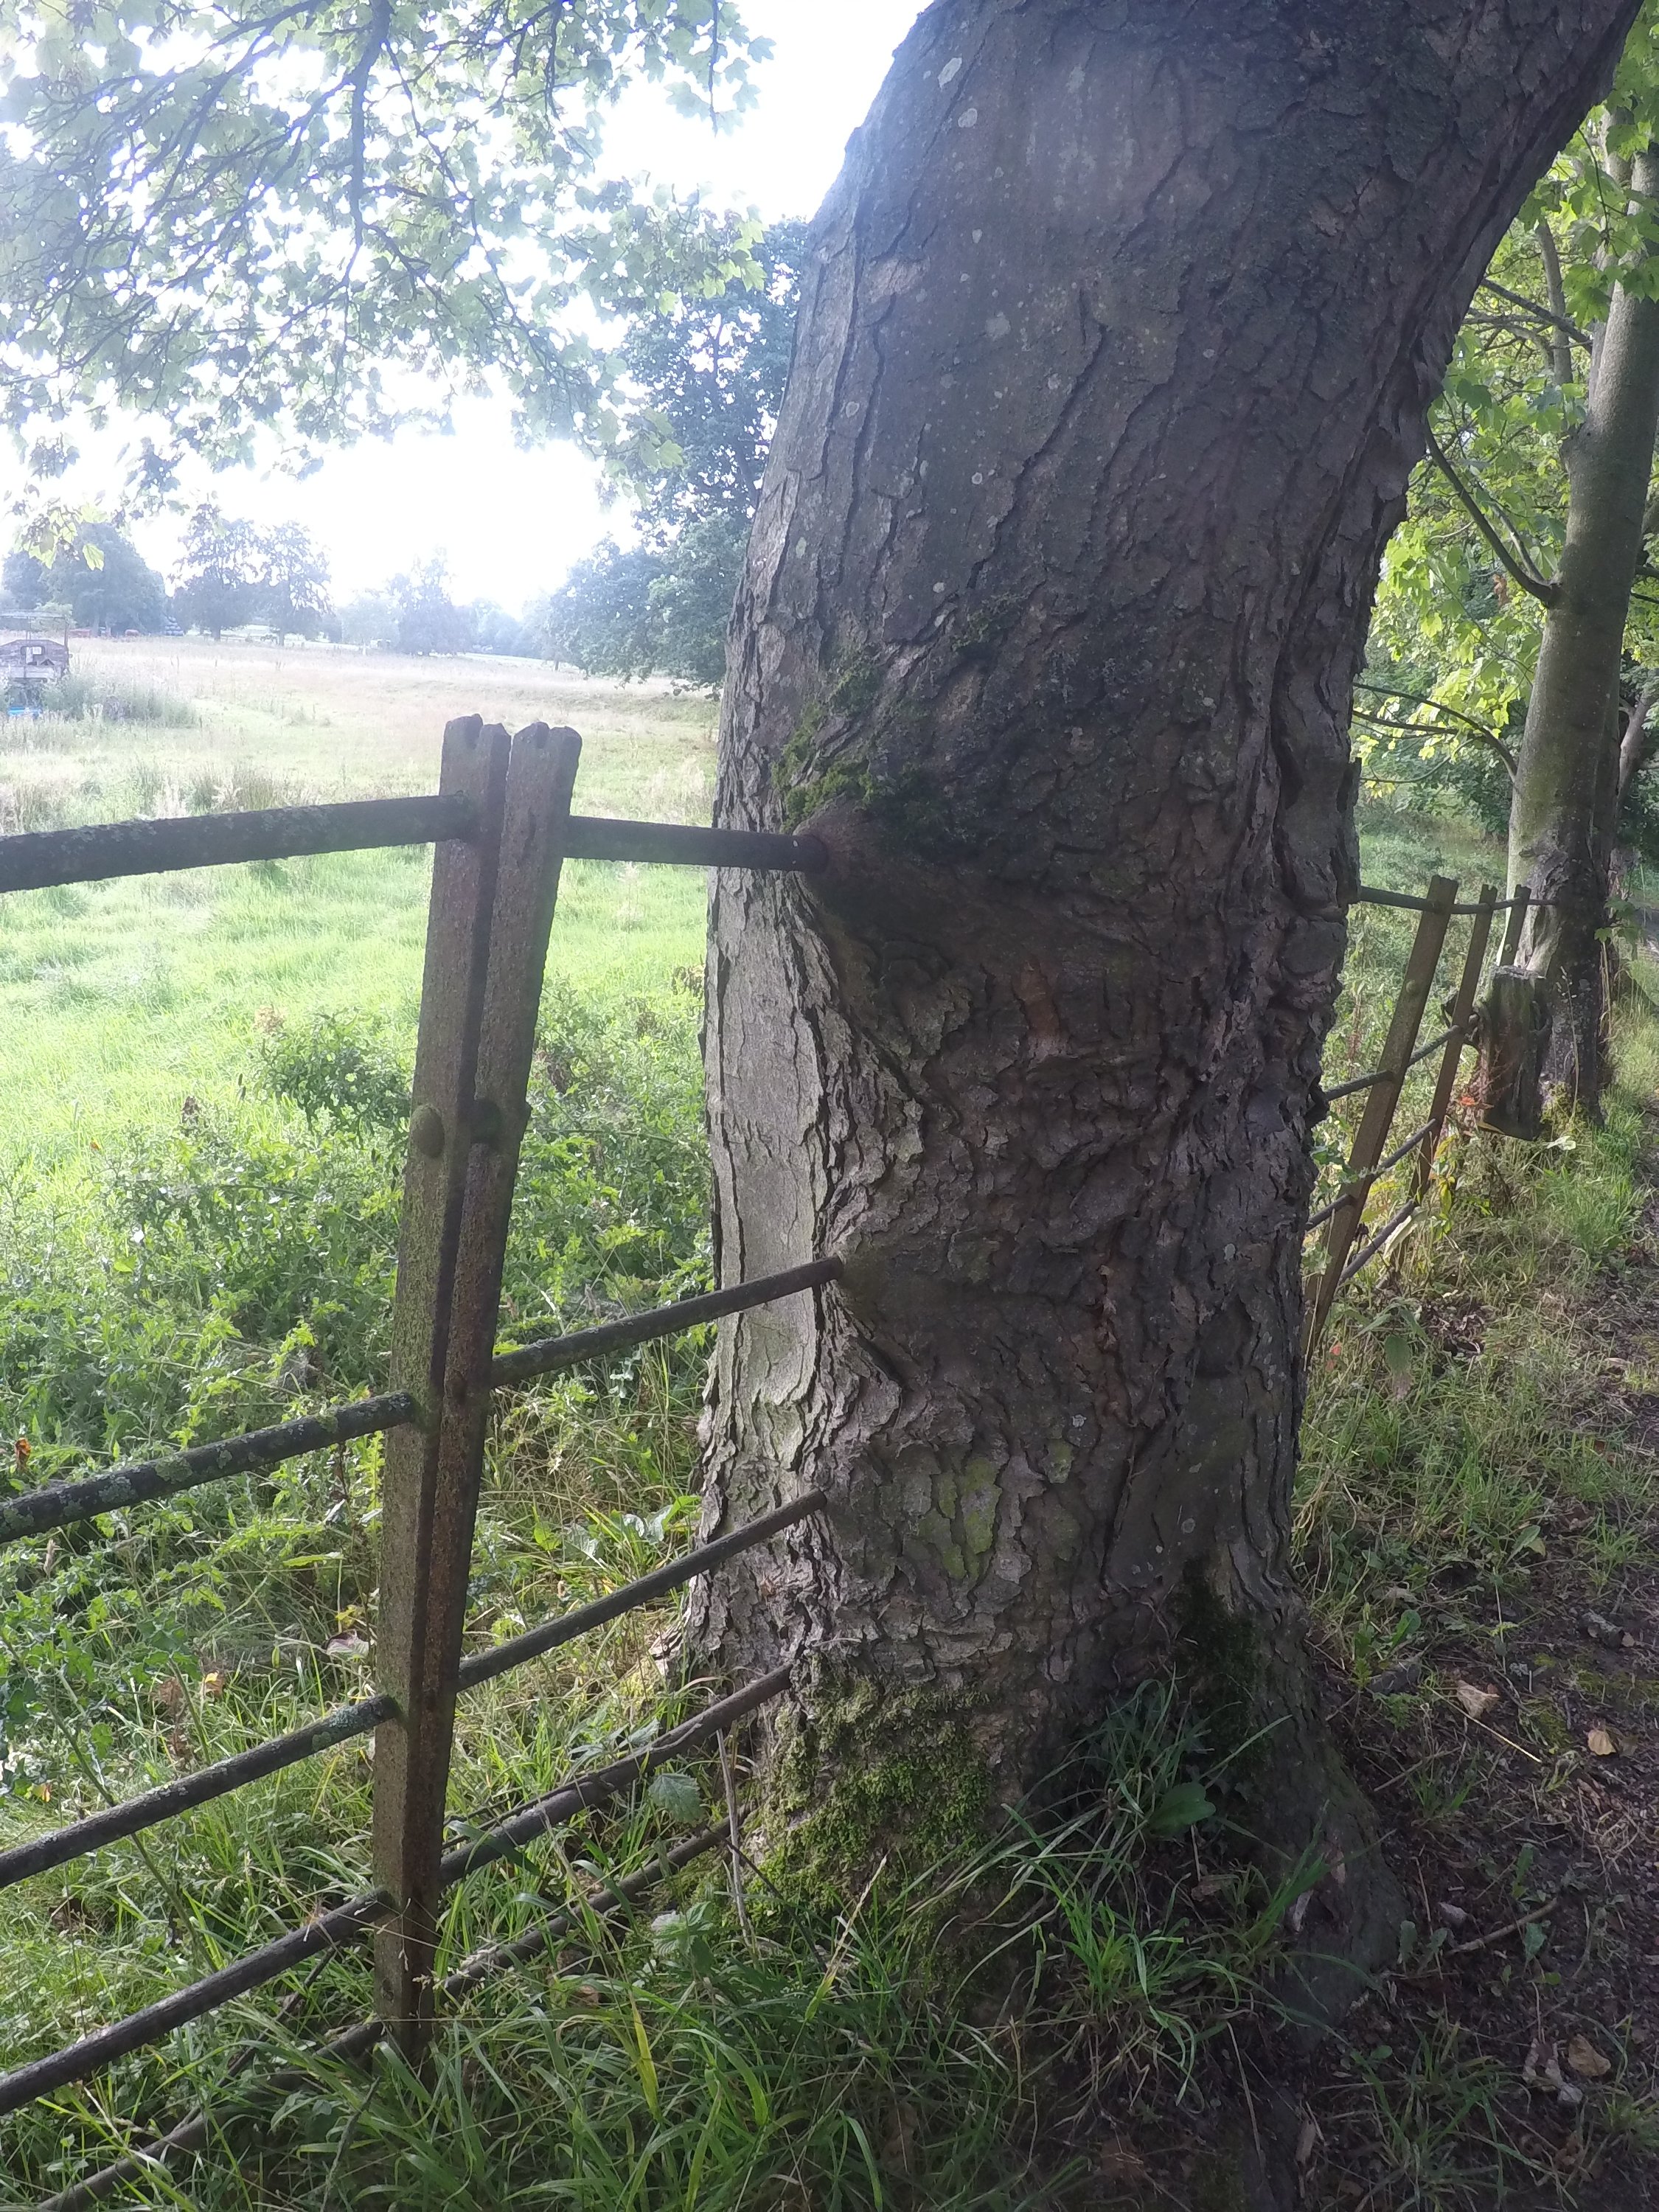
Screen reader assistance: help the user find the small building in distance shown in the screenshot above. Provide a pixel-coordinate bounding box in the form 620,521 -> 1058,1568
1,635 -> 69,685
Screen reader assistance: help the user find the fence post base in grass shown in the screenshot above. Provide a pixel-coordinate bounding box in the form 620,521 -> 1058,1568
371,718 -> 582,2057
1304,874 -> 1459,1357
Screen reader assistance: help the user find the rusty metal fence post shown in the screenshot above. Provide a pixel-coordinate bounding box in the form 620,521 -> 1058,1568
1413,882 -> 1498,1202
1304,874 -> 1458,1354
371,719 -> 580,2053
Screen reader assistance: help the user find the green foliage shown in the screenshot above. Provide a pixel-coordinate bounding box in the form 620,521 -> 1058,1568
173,504 -> 333,639
533,221 -> 804,685
1363,19 -> 1659,850
389,557 -> 476,658
257,1012 -> 411,1139
3,522 -> 168,633
0,1 -> 768,473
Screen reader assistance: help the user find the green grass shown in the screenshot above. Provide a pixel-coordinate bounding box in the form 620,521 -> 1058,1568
0,677 -> 1653,2205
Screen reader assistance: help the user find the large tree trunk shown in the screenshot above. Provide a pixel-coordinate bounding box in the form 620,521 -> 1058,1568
695,0 -> 1638,1984
1499,144 -> 1659,1119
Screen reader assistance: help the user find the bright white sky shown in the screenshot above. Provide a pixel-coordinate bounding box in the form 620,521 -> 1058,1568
21,1 -> 924,613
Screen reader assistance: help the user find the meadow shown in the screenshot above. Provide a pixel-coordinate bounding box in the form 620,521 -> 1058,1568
0,639 -> 1654,2208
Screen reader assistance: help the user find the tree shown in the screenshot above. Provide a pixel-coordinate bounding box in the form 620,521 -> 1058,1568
692,0 -> 1643,1997
470,602 -> 530,657
4,523 -> 167,632
257,522 -> 333,639
535,220 -> 804,683
173,503 -> 263,638
0,3 -> 765,481
391,560 -> 476,657
340,593 -> 399,650
1365,27 -> 1659,1124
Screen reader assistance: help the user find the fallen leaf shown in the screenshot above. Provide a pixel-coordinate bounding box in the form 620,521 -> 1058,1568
1565,2034 -> 1612,2080
1523,2037 -> 1563,2093
1295,2115 -> 1322,2167
1586,1728 -> 1618,1758
1438,1900 -> 1471,1930
200,1670 -> 225,1697
325,1632 -> 371,1660
1455,1681 -> 1500,1719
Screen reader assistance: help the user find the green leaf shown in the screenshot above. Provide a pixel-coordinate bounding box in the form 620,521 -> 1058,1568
646,1769 -> 704,1827
1147,1780 -> 1215,1838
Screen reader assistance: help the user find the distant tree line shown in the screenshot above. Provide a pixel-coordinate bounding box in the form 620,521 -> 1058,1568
4,511 -> 535,656
4,212 -> 804,676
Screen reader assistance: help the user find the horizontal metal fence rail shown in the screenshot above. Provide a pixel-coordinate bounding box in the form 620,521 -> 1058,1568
0,1392 -> 418,1551
0,1260 -> 841,1551
42,1825 -> 730,2212
0,726 -> 840,2184
0,1672 -> 791,2118
0,1694 -> 396,1893
490,1256 -> 841,1389
456,1492 -> 825,1691
1321,1020 -> 1467,1105
0,803 -> 827,897
1353,883 -> 1531,919
0,1495 -> 822,1892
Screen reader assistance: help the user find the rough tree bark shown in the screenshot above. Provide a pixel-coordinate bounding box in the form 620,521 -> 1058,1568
695,0 -> 1640,1986
1498,142 -> 1659,1121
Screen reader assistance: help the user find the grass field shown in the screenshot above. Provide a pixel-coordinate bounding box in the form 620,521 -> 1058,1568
0,639 -> 714,1148
2,643 -> 1657,2206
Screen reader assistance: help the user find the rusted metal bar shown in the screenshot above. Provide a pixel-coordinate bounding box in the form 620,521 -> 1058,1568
1323,1022 -> 1464,1105
1414,883 -> 1499,1203
39,1827 -> 728,2212
1354,884 -> 1526,919
1305,1121 -> 1435,1234
0,1694 -> 393,1893
456,1493 -> 826,1691
1336,1199 -> 1419,1290
0,1889 -> 391,2118
0,795 -> 476,896
0,1391 -> 417,1551
488,1257 -> 842,1391
1305,875 -> 1459,1357
439,1667 -> 792,1888
372,721 -> 580,2056
0,1672 -> 789,2129
1498,882 -> 1532,966
0,1264 -> 841,1554
560,818 -> 825,871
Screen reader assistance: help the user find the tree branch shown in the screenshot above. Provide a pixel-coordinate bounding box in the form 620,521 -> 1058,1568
1349,707 -> 1517,780
1422,424 -> 1560,605
1533,223 -> 1576,388
1476,269 -> 1589,352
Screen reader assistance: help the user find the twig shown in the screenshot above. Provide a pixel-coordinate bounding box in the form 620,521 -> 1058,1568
1447,1896 -> 1558,1957
1422,424 -> 1560,606
1399,1896 -> 1559,1980
1478,272 -> 1590,348
716,1730 -> 751,1947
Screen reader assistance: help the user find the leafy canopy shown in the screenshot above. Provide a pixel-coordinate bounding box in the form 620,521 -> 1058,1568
535,215 -> 801,684
0,0 -> 768,479
1363,8 -> 1659,827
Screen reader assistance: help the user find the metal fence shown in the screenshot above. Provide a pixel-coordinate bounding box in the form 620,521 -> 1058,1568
0,716 -> 837,2200
0,730 -> 1528,2188
1303,875 -> 1534,1354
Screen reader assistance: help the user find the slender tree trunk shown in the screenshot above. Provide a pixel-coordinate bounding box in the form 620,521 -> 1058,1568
1500,145 -> 1659,1117
697,0 -> 1639,1992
